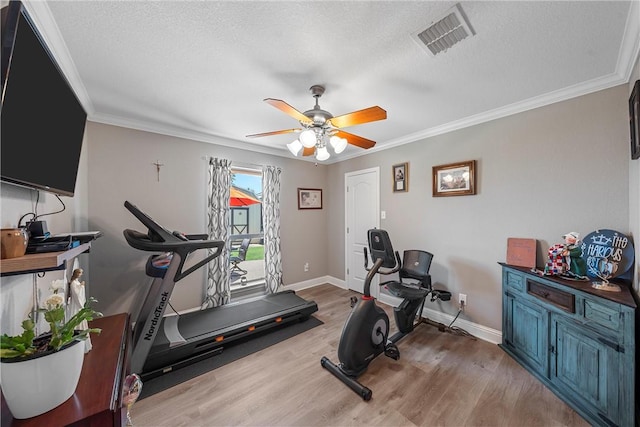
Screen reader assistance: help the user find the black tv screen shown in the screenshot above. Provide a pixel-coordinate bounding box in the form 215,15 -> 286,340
1,1 -> 87,197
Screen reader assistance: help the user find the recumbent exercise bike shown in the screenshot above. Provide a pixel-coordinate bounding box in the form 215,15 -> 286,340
321,229 -> 451,400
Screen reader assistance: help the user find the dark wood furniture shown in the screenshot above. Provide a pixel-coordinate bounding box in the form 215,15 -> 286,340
1,313 -> 130,426
500,263 -> 638,426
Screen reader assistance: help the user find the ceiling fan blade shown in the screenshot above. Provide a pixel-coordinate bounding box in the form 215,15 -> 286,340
335,130 -> 376,149
264,98 -> 312,124
246,128 -> 300,138
302,146 -> 315,156
328,106 -> 386,129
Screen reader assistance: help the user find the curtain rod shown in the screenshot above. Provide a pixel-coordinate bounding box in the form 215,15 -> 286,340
200,156 -> 265,171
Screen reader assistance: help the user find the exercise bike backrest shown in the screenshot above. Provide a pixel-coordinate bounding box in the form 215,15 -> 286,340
362,229 -> 402,297
123,201 -> 224,283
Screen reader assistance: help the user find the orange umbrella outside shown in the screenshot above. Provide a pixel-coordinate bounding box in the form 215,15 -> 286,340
230,187 -> 261,206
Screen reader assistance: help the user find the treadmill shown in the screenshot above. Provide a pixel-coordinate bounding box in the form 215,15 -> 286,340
123,201 -> 318,380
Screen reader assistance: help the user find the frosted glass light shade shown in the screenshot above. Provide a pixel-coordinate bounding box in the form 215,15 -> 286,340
287,139 -> 303,156
300,129 -> 316,148
316,146 -> 330,161
330,136 -> 348,154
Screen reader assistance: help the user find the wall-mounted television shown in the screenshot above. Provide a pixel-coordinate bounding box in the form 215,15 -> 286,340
1,1 -> 87,197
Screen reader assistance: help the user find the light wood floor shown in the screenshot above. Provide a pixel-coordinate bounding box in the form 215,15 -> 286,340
131,284 -> 588,426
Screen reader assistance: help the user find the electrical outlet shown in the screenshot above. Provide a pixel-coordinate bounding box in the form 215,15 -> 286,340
458,293 -> 467,309
304,262 -> 309,272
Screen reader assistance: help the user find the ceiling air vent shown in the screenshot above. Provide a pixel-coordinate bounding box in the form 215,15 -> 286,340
411,3 -> 475,56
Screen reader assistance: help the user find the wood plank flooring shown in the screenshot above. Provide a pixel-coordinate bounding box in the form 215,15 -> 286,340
131,284 -> 588,426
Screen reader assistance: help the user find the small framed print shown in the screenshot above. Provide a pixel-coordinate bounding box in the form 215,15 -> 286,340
393,163 -> 408,193
298,188 -> 322,209
630,79 -> 640,160
432,160 -> 476,197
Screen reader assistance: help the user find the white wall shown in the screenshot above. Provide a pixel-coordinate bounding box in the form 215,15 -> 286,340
327,85 -> 631,331
0,127 -> 89,336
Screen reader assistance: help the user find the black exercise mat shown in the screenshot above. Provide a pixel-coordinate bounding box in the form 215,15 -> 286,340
138,316 -> 323,399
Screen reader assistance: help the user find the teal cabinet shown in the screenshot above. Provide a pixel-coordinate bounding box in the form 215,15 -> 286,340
500,264 -> 637,427
504,291 -> 548,375
551,315 -> 618,421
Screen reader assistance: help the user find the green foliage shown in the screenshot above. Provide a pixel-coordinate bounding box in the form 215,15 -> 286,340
244,244 -> 264,261
0,297 -> 103,359
0,319 -> 36,358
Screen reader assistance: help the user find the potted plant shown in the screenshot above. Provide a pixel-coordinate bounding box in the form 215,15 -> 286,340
0,281 -> 102,419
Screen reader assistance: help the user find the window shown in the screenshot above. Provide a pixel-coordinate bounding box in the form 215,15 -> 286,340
229,168 -> 265,296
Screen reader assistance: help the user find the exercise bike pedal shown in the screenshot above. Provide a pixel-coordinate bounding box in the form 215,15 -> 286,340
350,296 -> 358,308
384,344 -> 400,360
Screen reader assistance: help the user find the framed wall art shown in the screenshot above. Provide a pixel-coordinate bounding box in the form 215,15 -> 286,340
629,79 -> 639,160
432,160 -> 476,197
392,163 -> 408,192
298,188 -> 322,209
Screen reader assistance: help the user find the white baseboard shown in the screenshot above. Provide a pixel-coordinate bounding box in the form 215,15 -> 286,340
284,275 -> 346,292
287,277 -> 501,345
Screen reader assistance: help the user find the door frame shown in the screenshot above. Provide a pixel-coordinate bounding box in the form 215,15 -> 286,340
344,167 -> 380,295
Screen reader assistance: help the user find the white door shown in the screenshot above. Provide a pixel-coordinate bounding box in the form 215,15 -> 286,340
345,167 -> 380,295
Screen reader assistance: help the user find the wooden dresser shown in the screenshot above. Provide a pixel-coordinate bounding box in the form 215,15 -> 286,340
1,313 -> 130,426
500,263 -> 638,426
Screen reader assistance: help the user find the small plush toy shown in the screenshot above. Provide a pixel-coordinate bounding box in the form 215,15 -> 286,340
544,232 -> 587,280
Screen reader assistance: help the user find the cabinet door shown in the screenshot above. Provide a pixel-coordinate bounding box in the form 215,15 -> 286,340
550,315 -> 619,425
504,291 -> 548,376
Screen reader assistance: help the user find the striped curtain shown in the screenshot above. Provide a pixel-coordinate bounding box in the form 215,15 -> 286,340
262,165 -> 283,294
203,157 -> 231,308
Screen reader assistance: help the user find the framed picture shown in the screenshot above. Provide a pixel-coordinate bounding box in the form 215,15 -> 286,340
629,79 -> 640,160
432,160 -> 476,197
392,163 -> 408,192
298,188 -> 322,209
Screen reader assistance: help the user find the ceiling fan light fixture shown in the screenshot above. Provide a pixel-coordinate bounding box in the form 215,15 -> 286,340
300,129 -> 316,148
287,139 -> 303,156
315,146 -> 330,161
330,135 -> 348,154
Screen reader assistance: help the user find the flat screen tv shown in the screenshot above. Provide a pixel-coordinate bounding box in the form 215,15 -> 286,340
1,1 -> 87,197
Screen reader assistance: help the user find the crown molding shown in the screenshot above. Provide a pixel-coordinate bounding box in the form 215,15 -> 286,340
89,113 -> 292,159
25,1 -> 640,165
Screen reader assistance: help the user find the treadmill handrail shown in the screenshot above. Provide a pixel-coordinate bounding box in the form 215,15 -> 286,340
123,201 -> 225,283
123,229 -> 222,253
123,229 -> 224,282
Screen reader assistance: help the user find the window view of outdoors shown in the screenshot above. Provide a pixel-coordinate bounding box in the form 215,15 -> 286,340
229,170 -> 265,293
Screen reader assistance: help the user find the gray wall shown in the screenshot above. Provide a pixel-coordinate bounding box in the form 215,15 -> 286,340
1,82 -> 637,336
327,85 -> 631,331
84,123 -> 328,316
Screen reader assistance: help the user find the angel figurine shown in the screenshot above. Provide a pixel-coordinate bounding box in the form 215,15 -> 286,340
69,268 -> 92,352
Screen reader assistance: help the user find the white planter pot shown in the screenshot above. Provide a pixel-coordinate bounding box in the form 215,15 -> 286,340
1,339 -> 84,419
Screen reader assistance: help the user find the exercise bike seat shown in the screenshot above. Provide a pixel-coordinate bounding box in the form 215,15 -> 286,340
383,282 -> 430,300
382,250 -> 433,301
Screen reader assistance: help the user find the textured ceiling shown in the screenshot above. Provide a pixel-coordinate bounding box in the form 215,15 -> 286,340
22,1 -> 640,163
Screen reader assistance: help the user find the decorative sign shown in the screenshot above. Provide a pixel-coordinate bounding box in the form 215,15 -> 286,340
580,229 -> 634,279
507,238 -> 537,268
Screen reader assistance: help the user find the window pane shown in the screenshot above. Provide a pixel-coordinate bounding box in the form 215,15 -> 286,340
230,169 -> 265,296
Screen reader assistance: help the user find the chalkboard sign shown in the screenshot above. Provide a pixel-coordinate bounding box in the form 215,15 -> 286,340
580,229 -> 634,279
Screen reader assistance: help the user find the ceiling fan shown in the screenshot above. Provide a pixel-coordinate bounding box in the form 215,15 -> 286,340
247,85 -> 386,161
